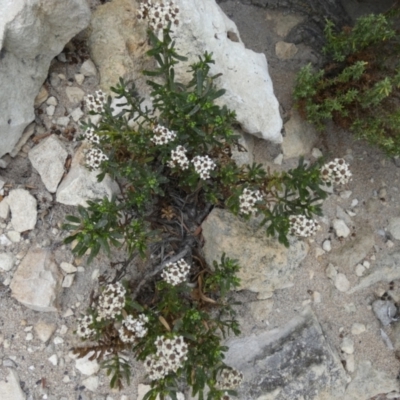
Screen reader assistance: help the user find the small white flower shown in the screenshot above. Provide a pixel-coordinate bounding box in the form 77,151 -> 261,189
85,148 -> 108,170
289,215 -> 318,237
168,145 -> 189,170
216,368 -> 244,390
97,282 -> 126,321
83,127 -> 100,145
151,124 -> 176,145
320,158 -> 352,185
161,258 -> 191,286
85,90 -> 106,114
118,314 -> 149,343
239,188 -> 263,215
144,335 -> 188,380
76,314 -> 96,339
192,155 -> 216,180
137,0 -> 180,31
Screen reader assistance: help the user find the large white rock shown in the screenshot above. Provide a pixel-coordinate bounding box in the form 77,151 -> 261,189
0,0 -> 90,158
7,188 -> 37,232
0,369 -> 26,400
202,208 -> 308,299
172,0 -> 282,143
10,247 -> 62,312
28,135 -> 68,193
56,143 -> 118,207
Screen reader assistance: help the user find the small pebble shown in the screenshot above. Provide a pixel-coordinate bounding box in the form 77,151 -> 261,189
340,191 -> 352,199
53,337 -> 64,345
322,240 -> 331,252
351,199 -> 359,207
335,273 -> 350,292
355,264 -> 365,277
351,323 -> 366,335
311,147 -> 323,158
313,291 -> 321,303
341,337 -> 354,354
48,354 -> 58,366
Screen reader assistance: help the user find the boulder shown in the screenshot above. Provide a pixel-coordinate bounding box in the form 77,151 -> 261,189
224,307 -> 347,399
201,208 -> 308,299
88,0 -> 151,94
28,135 -> 68,193
0,0 -> 90,158
172,0 -> 282,143
10,247 -> 62,312
344,361 -> 399,400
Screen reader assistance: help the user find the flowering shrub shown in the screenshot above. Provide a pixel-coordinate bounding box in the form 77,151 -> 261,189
64,2 -> 353,398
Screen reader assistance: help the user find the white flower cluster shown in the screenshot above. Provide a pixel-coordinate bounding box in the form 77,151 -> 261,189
118,314 -> 149,344
151,124 -> 177,145
137,0 -> 180,31
84,127 -> 100,145
320,158 -> 352,185
97,282 -> 126,321
76,314 -> 96,339
216,368 -> 244,390
167,145 -> 189,170
192,155 -> 216,180
86,148 -> 108,170
161,258 -> 191,286
289,215 -> 318,237
239,188 -> 263,215
144,335 -> 188,380
85,90 -> 106,114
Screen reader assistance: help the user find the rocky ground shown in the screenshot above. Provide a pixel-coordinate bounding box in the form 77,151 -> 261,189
2,0 -> 400,399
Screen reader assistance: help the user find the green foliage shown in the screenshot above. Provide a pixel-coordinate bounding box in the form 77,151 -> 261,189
65,22 -> 335,400
294,9 -> 400,156
74,255 -> 242,400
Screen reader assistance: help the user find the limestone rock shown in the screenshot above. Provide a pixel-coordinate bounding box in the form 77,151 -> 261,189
202,208 -> 308,299
275,41 -> 298,59
351,323 -> 366,335
10,247 -> 62,312
80,59 -> 98,77
34,320 -> 56,343
282,111 -> 317,159
333,219 -> 350,238
372,300 -> 397,326
65,87 -> 85,104
0,369 -> 26,400
73,352 -> 100,376
28,135 -> 68,193
334,273 -> 350,292
88,0 -> 150,93
89,0 -> 282,143
7,189 -> 37,232
0,253 -> 14,272
173,0 -> 282,142
224,307 -> 347,399
56,143 -> 118,207
344,361 -> 399,400
0,0 -> 90,158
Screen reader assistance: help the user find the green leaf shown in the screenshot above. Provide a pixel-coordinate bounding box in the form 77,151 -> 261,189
65,215 -> 81,223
